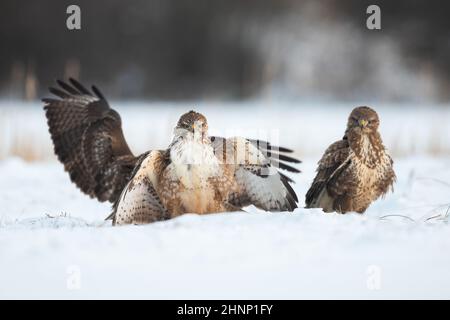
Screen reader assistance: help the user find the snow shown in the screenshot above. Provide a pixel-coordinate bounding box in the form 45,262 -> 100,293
1,100 -> 450,159
0,102 -> 450,299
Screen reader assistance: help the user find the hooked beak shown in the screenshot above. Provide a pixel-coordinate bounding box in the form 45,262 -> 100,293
359,119 -> 368,128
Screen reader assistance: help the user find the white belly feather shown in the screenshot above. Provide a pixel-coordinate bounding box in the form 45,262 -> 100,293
168,139 -> 222,212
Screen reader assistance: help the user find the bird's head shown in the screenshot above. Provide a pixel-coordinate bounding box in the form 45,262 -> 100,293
175,110 -> 209,142
347,106 -> 380,134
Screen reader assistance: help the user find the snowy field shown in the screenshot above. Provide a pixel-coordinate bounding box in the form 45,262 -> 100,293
0,102 -> 450,299
1,100 -> 450,159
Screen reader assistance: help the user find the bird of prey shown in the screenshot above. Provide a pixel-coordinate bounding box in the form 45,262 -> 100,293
43,79 -> 300,225
305,106 -> 395,214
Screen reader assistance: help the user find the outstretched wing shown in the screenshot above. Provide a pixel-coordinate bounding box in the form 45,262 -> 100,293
43,78 -> 139,203
305,139 -> 350,208
211,136 -> 299,212
210,136 -> 301,183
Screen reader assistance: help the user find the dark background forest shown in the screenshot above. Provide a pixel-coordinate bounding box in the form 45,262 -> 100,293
0,0 -> 449,102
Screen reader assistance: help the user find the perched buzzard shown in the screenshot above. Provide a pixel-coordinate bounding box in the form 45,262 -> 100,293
305,106 -> 395,214
43,79 -> 300,225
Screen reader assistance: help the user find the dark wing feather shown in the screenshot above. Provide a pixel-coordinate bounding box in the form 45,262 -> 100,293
210,136 -> 301,181
246,138 -> 294,153
246,138 -> 301,174
43,78 -> 139,203
210,136 -> 298,212
305,139 -> 350,207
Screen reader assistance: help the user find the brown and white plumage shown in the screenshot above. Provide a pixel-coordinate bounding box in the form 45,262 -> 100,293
43,79 -> 137,203
43,79 -> 300,225
113,111 -> 299,225
305,106 -> 396,214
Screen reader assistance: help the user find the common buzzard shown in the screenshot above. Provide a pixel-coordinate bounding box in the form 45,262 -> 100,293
43,79 -> 300,224
305,106 -> 395,214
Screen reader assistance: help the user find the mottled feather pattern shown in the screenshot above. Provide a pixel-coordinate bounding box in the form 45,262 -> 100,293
113,120 -> 299,224
44,82 -> 301,224
210,136 -> 301,174
305,106 -> 396,214
114,176 -> 169,225
305,140 -> 349,207
43,78 -> 139,203
212,137 -> 298,211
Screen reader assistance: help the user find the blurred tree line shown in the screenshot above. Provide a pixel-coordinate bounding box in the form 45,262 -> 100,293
0,0 -> 449,101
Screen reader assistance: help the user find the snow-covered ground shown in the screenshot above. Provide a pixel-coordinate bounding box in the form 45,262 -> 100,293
0,102 -> 450,299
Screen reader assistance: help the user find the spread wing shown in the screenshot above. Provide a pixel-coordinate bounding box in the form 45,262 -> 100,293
210,136 -> 301,183
43,78 -> 140,203
305,139 -> 351,208
211,136 -> 299,212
